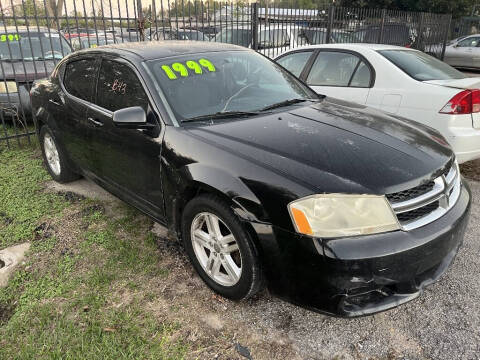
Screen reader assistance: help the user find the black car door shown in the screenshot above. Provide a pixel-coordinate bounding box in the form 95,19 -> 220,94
86,57 -> 165,220
54,57 -> 99,171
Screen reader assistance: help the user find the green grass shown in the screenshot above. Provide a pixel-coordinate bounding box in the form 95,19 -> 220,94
0,142 -> 67,249
0,144 -> 188,359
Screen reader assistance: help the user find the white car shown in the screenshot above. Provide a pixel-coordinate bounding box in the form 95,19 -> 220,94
441,34 -> 480,69
275,44 -> 480,163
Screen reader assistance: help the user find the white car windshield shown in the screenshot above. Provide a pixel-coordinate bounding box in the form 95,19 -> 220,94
0,32 -> 71,60
379,50 -> 465,81
148,50 -> 316,122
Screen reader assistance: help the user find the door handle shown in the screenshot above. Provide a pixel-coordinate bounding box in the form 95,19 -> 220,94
88,117 -> 104,127
48,99 -> 61,106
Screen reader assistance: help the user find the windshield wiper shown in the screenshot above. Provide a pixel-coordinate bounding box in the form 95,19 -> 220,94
182,111 -> 264,123
260,98 -> 311,111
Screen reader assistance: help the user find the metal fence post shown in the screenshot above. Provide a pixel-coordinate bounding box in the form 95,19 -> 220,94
416,12 -> 425,50
441,14 -> 452,60
251,2 -> 258,51
325,5 -> 335,44
137,0 -> 145,41
378,8 -> 386,43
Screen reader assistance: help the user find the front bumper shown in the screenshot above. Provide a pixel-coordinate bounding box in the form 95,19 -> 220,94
252,181 -> 471,317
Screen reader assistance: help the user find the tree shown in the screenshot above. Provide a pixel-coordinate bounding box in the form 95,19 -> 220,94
44,0 -> 65,18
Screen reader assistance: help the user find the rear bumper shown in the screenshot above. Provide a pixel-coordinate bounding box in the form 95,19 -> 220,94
446,128 -> 480,163
252,181 -> 471,317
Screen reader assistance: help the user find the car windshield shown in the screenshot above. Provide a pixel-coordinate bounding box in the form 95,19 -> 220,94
0,32 -> 71,60
300,29 -> 327,44
258,29 -> 290,48
378,49 -> 465,81
211,29 -> 252,47
177,31 -> 208,41
148,50 -> 316,123
332,31 -> 361,43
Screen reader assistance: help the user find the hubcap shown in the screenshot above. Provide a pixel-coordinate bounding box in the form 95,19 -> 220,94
190,212 -> 242,287
43,133 -> 61,176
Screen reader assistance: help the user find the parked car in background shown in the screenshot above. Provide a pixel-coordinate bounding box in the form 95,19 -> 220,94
298,27 -> 361,44
0,26 -> 72,118
31,41 -> 471,317
440,34 -> 480,69
211,24 -> 306,57
62,27 -> 97,40
354,23 -> 416,47
151,28 -> 209,41
70,34 -> 127,51
276,44 -> 480,163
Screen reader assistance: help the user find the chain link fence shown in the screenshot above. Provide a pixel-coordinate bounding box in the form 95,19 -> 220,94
0,0 -> 452,148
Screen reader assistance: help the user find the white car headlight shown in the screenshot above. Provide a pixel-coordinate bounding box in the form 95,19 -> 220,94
0,81 -> 18,94
288,194 -> 400,238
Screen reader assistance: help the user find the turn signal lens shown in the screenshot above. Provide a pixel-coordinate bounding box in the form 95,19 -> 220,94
440,89 -> 480,115
290,208 -> 313,235
288,194 -> 400,238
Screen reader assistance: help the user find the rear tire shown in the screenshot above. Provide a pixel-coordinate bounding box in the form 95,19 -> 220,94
39,125 -> 80,183
181,194 -> 264,300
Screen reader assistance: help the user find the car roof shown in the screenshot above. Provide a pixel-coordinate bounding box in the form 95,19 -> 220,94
279,43 -> 413,52
3,26 -> 59,33
75,40 -> 247,60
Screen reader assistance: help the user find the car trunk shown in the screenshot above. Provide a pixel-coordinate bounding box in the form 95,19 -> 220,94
425,78 -> 480,129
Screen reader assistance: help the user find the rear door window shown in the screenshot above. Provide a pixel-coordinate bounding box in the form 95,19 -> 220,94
306,51 -> 362,87
350,61 -> 372,87
63,58 -> 97,101
95,59 -> 149,112
276,51 -> 314,77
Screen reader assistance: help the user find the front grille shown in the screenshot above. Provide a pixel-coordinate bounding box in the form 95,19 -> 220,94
386,181 -> 435,203
387,161 -> 461,231
396,201 -> 439,222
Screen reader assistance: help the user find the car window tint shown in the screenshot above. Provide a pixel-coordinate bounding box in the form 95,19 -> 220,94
457,37 -> 480,47
276,51 -> 313,77
350,61 -> 371,87
63,58 -> 96,101
306,52 -> 360,86
96,59 -> 149,112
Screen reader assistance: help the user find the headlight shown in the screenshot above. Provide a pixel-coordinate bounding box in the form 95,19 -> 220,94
288,194 -> 400,238
0,81 -> 18,94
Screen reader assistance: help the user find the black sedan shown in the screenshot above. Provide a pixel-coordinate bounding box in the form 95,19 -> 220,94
30,41 -> 471,317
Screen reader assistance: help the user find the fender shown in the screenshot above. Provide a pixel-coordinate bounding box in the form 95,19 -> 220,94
163,162 -> 270,239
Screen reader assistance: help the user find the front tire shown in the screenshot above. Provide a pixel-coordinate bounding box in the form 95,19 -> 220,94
181,195 -> 264,300
39,125 -> 80,183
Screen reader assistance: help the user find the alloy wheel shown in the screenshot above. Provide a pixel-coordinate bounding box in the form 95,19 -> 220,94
43,133 -> 61,176
190,212 -> 242,287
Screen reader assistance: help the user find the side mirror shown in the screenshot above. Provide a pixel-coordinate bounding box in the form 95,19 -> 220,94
112,106 -> 154,129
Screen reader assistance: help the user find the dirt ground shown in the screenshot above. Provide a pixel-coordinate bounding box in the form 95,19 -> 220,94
461,159 -> 480,182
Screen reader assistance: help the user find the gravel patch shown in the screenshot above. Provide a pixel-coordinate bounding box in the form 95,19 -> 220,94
461,160 -> 480,182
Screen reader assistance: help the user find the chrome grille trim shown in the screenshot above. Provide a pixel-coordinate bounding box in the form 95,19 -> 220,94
388,162 -> 461,231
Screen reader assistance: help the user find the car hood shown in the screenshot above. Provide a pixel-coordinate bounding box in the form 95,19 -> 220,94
185,98 -> 453,195
0,60 -> 57,82
424,77 -> 480,90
